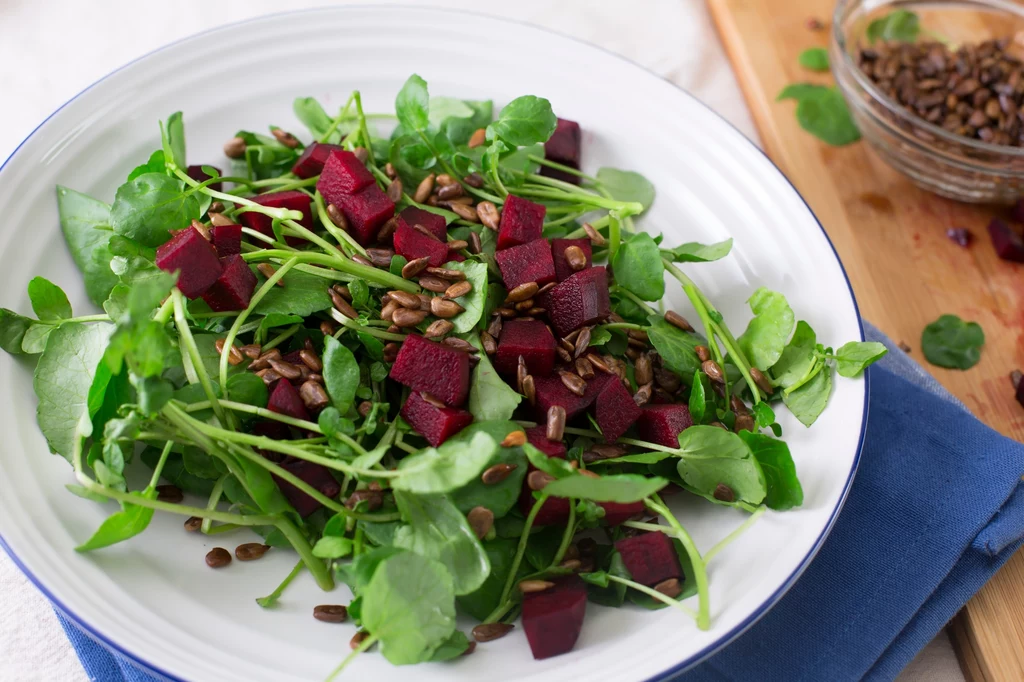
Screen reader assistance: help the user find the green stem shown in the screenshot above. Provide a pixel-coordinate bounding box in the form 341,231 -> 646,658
329,309 -> 408,341
482,599 -> 515,625
314,191 -> 366,256
256,560 -> 304,608
782,358 -> 824,396
172,290 -> 229,426
274,517 -> 333,591
184,399 -> 322,433
326,634 -> 379,682
703,506 -> 766,564
262,324 -> 300,351
550,502 -> 576,567
146,441 -> 174,489
242,249 -> 418,292
200,473 -> 229,535
499,493 -> 549,606
645,496 -> 710,630
319,93 -> 355,143
610,286 -> 657,315
516,187 -> 642,214
564,214 -> 610,239
351,91 -> 375,166
526,155 -> 599,182
605,575 -> 698,620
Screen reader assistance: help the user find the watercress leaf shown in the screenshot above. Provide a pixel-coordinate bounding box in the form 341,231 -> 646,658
456,536 -> 516,620
921,314 -> 984,370
0,309 -> 34,355
588,326 -> 612,348
389,254 -> 408,278
395,74 -> 431,133
543,473 -> 668,503
233,454 -> 294,516
498,143 -> 544,182
689,370 -> 707,423
323,336 -> 360,413
792,87 -> 861,146
428,630 -> 472,662
357,332 -> 385,361
160,111 -> 187,170
674,425 -> 767,504
75,488 -> 158,552
596,168 -> 656,212
752,401 -> 777,431
487,95 -> 557,146
292,96 -> 335,141
256,313 -> 302,341
835,340 -> 888,377
646,318 -> 704,380
579,571 -> 610,588
590,451 -> 672,466
770,320 -> 817,388
467,337 -> 521,421
392,432 -> 497,494
141,449 -> 216,496
737,431 -> 803,510
611,233 -> 664,301
390,134 -> 436,186
662,238 -> 734,263
428,96 -> 474,128
348,279 -> 370,309
111,173 -> 199,247
867,9 -> 920,43
448,422 -> 527,516
737,287 -> 795,370
21,323 -> 54,354
56,186 -> 119,306
443,260 -> 487,333
127,150 -> 167,182
336,545 -> 406,594
777,83 -> 828,102
360,520 -> 401,548
442,99 -> 493,146
782,362 -> 833,427
226,372 -> 268,410
192,333 -> 244,381
251,269 -> 332,317
312,535 -> 354,559
135,375 -> 173,415
523,443 -> 577,479
799,47 -> 831,71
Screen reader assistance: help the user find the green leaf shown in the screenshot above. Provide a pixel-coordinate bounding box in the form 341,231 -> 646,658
0,309 -> 34,355
487,95 -> 557,146
312,535 -> 354,559
127,150 -> 166,182
596,168 -> 656,212
226,372 -> 268,410
135,376 -> 173,415
251,269 -> 333,316
674,426 -> 767,504
26,277 -> 72,321
523,443 -> 576,479
782,363 -> 833,427
611,232 -> 664,302
777,83 -> 828,102
586,549 -> 630,607
140,449 -> 216,496
866,9 -> 920,44
448,422 -> 527,517
348,279 -> 370,309
443,260 -> 488,333
256,313 -> 302,341
795,87 -> 860,146
688,370 -> 707,423
921,314 -> 984,370
456,537 -> 515,619
428,631 -> 472,661
392,432 -> 498,494
234,455 -> 295,516
442,100 -> 493,146
646,318 -> 704,380
56,186 -> 119,307
770,320 -> 817,389
395,74 -> 431,133
336,545 -> 405,594
182,446 -> 222,480
160,112 -> 187,170
21,323 -> 55,354
835,340 -> 888,377
737,287 -> 795,370
322,336 -> 360,413
662,238 -> 734,263
738,431 -> 803,510
468,337 -> 521,421
798,47 -> 830,71
428,97 -> 474,128
76,488 -> 158,551
293,97 -> 335,141
543,473 -> 668,503
110,173 -> 200,247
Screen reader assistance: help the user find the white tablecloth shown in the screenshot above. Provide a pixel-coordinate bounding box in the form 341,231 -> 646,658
0,1 -> 965,680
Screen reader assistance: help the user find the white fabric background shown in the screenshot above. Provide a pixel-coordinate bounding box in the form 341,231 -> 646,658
0,1 -> 965,680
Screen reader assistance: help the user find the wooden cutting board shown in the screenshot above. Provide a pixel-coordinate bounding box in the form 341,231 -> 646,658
706,0 -> 1024,679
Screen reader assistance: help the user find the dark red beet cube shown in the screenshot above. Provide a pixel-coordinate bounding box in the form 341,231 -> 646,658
336,184 -> 395,246
532,375 -> 596,420
201,255 -> 257,312
522,576 -> 588,659
251,420 -> 290,441
526,425 -> 566,459
600,501 -> 645,526
155,226 -> 222,299
538,266 -> 611,337
541,118 -> 582,186
394,221 -> 448,267
636,405 -> 694,448
186,164 -> 223,192
390,334 -> 470,407
593,377 -> 641,442
988,218 -> 1024,262
397,206 -> 447,242
551,238 -> 592,282
316,150 -> 376,203
291,142 -> 345,179
497,195 -> 546,250
401,391 -> 473,446
268,379 -> 311,422
274,460 -> 341,517
495,238 -> 556,291
238,190 -> 313,245
615,531 -> 683,586
494,319 -> 556,378
211,223 -> 243,257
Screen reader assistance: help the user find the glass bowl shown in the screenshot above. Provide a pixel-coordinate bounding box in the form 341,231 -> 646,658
831,0 -> 1024,203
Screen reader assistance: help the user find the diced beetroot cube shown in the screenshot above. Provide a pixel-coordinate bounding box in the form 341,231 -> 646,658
522,576 -> 588,659
238,190 -> 313,246
532,375 -> 595,420
268,379 -> 311,422
526,425 -> 566,458
251,420 -> 290,441
519,425 -> 570,525
541,118 -> 582,185
615,531 -> 683,586
155,226 -> 223,299
551,238 -> 592,282
336,184 -> 395,246
449,252 -> 466,262
538,266 -> 611,337
593,377 -> 641,443
495,238 -> 556,291
186,164 -> 223,192
274,460 -> 341,517
291,142 -> 345,179
401,391 -> 473,446
201,255 -> 257,312
600,501 -> 645,526
988,218 -> 1024,262
494,319 -> 556,378
394,221 -> 448,267
397,206 -> 447,242
211,223 -> 242,257
316,150 -> 376,203
390,334 -> 470,407
281,350 -> 304,366
497,195 -> 546,250
636,405 -> 694,448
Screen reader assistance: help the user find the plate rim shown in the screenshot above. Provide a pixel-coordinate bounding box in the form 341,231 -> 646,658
0,5 -> 869,681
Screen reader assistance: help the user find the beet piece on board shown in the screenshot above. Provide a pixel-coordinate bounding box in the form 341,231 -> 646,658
600,501 -> 646,526
397,206 -> 447,242
394,221 -> 449,267
522,576 -> 588,659
211,223 -> 243,257
401,391 -> 473,447
541,118 -> 582,185
292,142 -> 345,179
615,531 -> 683,586
155,226 -> 223,299
494,319 -> 556,378
593,376 -> 641,443
497,195 -> 546,250
390,334 -> 470,407
538,266 -> 612,337
551,238 -> 592,282
636,404 -> 694,448
201,255 -> 258,312
988,218 -> 1024,262
268,379 -> 311,422
186,164 -> 223,192
274,460 -> 341,517
316,149 -> 376,202
495,238 -> 556,291
336,184 -> 396,246
238,190 -> 313,245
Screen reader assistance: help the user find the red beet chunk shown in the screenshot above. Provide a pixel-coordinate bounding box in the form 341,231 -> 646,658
497,195 -> 546,250
397,206 -> 447,242
394,221 -> 448,267
336,184 -> 395,246
186,164 -> 223,192
541,118 -> 582,186
526,425 -> 566,459
551,238 -> 592,282
519,425 -> 570,525
201,256 -> 257,312
155,226 -> 223,299
522,576 -> 588,659
600,501 -> 645,526
401,391 -> 473,446
539,266 -> 611,337
291,142 -> 345,179
615,531 -> 683,586
593,377 -> 641,442
494,319 -> 556,378
532,374 -> 595,420
390,334 -> 470,406
268,379 -> 311,422
238,190 -> 313,245
316,149 -> 376,203
274,460 -> 341,517
495,238 -> 556,291
988,218 -> 1024,262
211,223 -> 242,257
636,405 -> 693,448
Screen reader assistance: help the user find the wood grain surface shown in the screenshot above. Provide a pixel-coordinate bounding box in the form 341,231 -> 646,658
706,0 -> 1024,679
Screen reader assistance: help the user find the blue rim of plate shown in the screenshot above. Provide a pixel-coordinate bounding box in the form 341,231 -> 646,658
0,6 -> 869,681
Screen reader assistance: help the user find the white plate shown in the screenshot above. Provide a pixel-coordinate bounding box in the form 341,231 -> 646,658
0,7 -> 867,682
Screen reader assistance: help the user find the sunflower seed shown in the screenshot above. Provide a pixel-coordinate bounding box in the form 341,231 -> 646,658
464,172 -> 485,188
414,223 -> 441,241
694,345 -> 711,362
389,290 -> 421,309
468,128 -> 487,148
564,245 -> 587,271
379,300 -> 399,322
184,516 -> 202,532
299,381 -> 330,410
634,353 -> 653,386
573,327 -> 592,359
400,256 -> 430,279
269,359 -> 302,381
421,393 -> 447,408
414,174 -> 436,203
633,382 -> 653,407
205,547 -> 231,568
467,506 -> 494,539
235,542 -> 271,561
330,289 -> 357,318
425,319 -> 454,338
501,431 -> 527,447
445,280 -> 472,299
430,297 -> 464,318
481,463 -> 518,485
476,201 -> 500,230
655,578 -> 682,598
702,360 -> 725,383
665,311 -> 694,332
468,230 -> 482,254
352,254 -> 374,267
418,275 -> 449,292
480,331 -> 497,354
352,147 -> 369,164
559,371 -> 586,396
223,136 -> 246,158
392,308 -> 429,327
583,222 -> 605,245
471,622 -> 514,642
257,263 -> 285,285
749,366 -> 774,395
208,212 -> 234,227
426,266 -> 465,281
156,484 -> 183,503
518,579 -> 554,594
442,337 -> 475,353
522,374 -> 536,404
271,127 -> 299,148
437,182 -> 464,200
313,605 -> 348,623
450,202 -> 480,222
255,368 -> 282,386
546,405 -> 566,441
366,248 -> 394,268
505,281 -> 539,303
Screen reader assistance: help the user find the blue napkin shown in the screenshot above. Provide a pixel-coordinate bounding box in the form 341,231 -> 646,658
50,323 -> 1024,682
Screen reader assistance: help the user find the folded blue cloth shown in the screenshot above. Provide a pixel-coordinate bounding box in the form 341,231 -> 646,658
51,323 -> 1024,682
